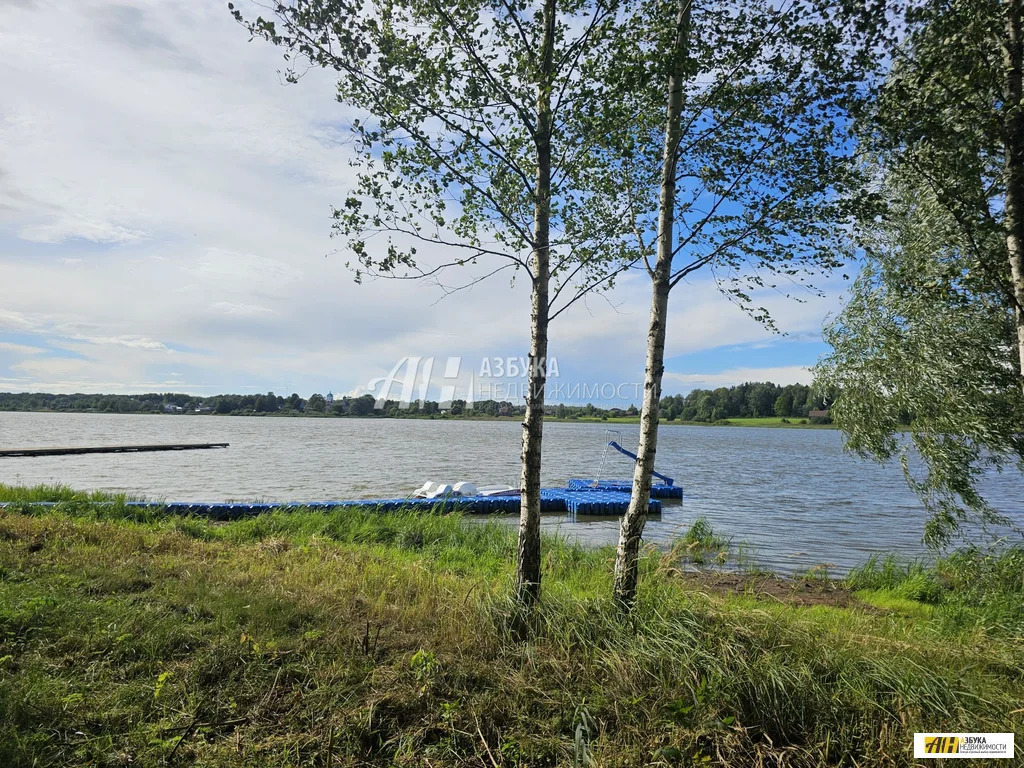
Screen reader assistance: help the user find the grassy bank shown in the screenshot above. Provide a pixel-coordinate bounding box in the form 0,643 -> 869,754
708,417 -> 831,428
1,485 -> 1020,767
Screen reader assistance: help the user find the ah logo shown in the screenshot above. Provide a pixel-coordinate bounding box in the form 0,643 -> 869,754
367,356 -> 472,410
923,736 -> 960,754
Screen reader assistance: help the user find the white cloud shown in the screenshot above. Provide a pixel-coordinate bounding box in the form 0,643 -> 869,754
664,365 -> 813,391
0,0 -> 848,398
0,310 -> 35,331
65,335 -> 172,352
193,249 -> 304,285
212,301 -> 277,317
542,271 -> 842,384
0,342 -> 45,355
19,217 -> 148,245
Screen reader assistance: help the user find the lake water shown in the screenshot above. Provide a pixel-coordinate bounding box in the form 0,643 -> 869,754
1,412 -> 1022,573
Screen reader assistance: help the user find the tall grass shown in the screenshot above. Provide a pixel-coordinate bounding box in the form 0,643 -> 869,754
0,482 -> 138,504
845,554 -> 945,602
846,548 -> 1024,637
1,484 -> 1022,766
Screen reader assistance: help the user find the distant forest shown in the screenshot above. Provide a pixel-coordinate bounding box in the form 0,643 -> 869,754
660,382 -> 829,422
0,381 -> 831,423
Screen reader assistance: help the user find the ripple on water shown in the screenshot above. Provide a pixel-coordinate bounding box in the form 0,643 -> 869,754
1,413 -> 1022,573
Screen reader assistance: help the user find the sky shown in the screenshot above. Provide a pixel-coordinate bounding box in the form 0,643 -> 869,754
0,0 -> 851,406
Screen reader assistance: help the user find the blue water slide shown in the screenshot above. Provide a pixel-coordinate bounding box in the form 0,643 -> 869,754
607,441 -> 674,486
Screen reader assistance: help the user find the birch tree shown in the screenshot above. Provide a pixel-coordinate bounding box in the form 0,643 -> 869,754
1009,0 -> 1024,384
856,0 -> 1024,387
816,0 -> 1024,544
611,0 -> 877,608
230,0 -> 643,604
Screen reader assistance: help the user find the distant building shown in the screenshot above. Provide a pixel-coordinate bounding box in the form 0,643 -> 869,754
163,404 -> 183,413
194,406 -> 213,414
808,409 -> 831,419
326,391 -> 334,407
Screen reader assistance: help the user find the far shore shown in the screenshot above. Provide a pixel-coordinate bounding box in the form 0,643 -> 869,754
1,409 -> 834,428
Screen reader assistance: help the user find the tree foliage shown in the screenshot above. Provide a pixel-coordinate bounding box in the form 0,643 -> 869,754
231,0 -> 640,306
610,0 -> 878,607
658,382 -> 823,422
857,0 -> 1017,347
616,0 -> 873,313
818,0 -> 1024,545
817,173 -> 1024,545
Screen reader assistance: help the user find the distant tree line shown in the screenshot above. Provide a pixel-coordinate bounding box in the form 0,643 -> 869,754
0,382 -> 831,422
0,391 -> 299,415
659,382 -> 834,423
0,390 -> 500,417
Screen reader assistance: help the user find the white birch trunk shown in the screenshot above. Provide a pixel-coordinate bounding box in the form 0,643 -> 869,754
612,0 -> 690,609
1003,0 -> 1024,389
515,0 -> 556,605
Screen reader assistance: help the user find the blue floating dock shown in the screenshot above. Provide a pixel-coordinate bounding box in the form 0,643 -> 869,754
567,479 -> 684,500
0,486 -> 663,519
559,490 -> 661,515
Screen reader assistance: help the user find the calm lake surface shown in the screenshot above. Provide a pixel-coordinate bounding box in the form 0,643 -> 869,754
2,412 -> 1022,573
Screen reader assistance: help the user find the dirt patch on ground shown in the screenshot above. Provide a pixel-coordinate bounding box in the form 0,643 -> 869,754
674,570 -> 862,608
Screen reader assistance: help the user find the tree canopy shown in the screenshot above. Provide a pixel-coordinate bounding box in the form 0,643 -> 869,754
817,0 -> 1024,545
231,0 -> 642,308
817,171 -> 1024,545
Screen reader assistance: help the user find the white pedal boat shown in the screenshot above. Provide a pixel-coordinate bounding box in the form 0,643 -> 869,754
413,481 -> 519,499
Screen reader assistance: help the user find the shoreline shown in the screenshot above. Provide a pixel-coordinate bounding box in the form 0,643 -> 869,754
0,409 -> 835,428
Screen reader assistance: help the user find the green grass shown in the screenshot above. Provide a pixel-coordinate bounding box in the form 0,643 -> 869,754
655,516 -> 733,566
0,484 -> 1021,767
709,416 -> 830,428
846,551 -> 1024,637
